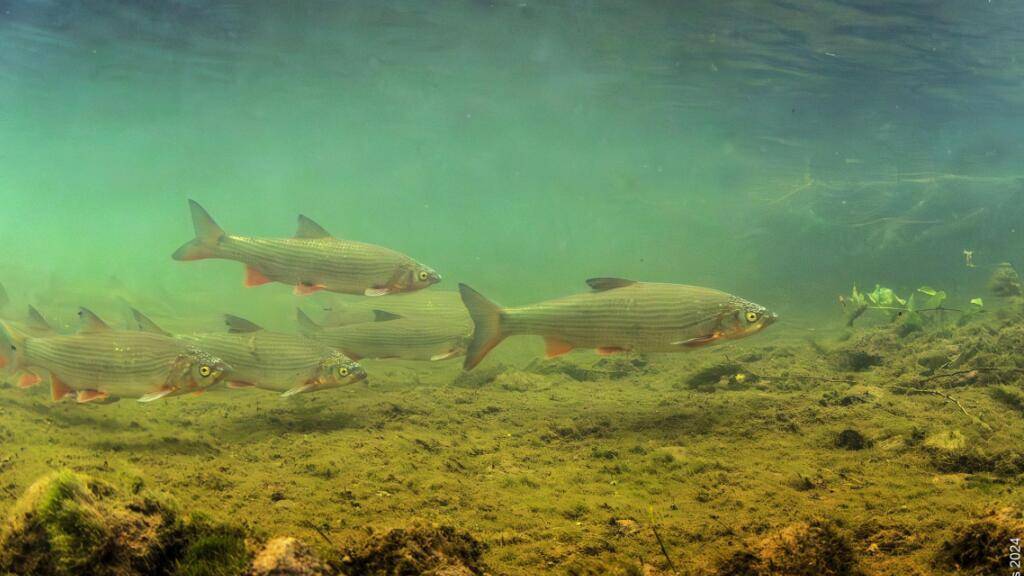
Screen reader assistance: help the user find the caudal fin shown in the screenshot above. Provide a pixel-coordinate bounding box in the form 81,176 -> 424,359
458,284 -> 506,371
172,199 -> 226,261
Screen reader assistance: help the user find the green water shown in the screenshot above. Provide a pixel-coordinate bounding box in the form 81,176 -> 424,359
6,1 -> 1020,323
2,2 -> 1024,575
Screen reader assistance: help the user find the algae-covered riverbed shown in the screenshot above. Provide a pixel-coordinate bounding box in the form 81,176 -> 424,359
1,304 -> 1021,575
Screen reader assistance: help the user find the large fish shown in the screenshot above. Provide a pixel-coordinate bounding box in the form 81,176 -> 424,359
132,310 -> 367,397
458,278 -> 777,370
0,308 -> 232,403
297,309 -> 469,362
172,200 -> 441,297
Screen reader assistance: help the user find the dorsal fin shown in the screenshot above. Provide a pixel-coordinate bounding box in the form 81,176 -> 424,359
225,314 -> 263,333
131,308 -> 171,336
372,310 -> 403,322
77,308 -> 111,333
295,215 -> 332,239
26,306 -> 55,334
586,277 -> 638,291
295,308 -> 322,333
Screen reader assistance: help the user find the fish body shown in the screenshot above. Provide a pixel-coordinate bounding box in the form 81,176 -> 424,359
459,278 -> 777,369
172,200 -> 441,296
0,308 -> 231,402
298,309 -> 468,361
320,290 -> 470,328
178,316 -> 366,397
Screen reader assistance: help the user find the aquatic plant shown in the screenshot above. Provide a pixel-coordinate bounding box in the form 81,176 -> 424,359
843,284 -> 983,329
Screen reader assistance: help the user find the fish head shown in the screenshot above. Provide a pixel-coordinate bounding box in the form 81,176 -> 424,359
312,352 -> 367,390
175,347 -> 233,393
403,264 -> 442,291
719,299 -> 778,341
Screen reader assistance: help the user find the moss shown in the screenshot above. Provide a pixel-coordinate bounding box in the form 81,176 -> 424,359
0,471 -> 250,576
990,385 -> 1024,413
172,525 -> 250,576
716,519 -> 860,576
341,522 -> 487,576
935,508 -> 1024,575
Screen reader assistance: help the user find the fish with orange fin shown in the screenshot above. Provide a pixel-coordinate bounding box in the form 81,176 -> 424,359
0,307 -> 231,403
171,199 -> 441,297
458,278 -> 777,370
131,309 -> 366,397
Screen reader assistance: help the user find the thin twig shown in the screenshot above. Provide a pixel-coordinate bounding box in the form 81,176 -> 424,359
893,385 -> 992,431
648,508 -> 680,576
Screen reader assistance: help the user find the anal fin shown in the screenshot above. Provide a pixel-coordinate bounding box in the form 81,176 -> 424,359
244,265 -> 272,287
544,337 -> 574,358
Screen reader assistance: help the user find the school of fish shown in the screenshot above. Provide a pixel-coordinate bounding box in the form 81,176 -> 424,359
0,199 -> 777,404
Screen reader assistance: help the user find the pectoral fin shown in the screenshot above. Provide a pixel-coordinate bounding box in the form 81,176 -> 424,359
281,384 -> 316,397
596,347 -> 626,355
294,283 -> 326,296
430,349 -> 461,361
544,337 -> 574,358
227,381 -> 255,389
364,287 -> 391,297
77,389 -> 109,403
672,333 -> 723,348
138,387 -> 174,402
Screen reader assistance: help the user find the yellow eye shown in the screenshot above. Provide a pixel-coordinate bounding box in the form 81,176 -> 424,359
418,271 -> 429,281
199,365 -> 212,377
745,311 -> 760,323
338,366 -> 350,377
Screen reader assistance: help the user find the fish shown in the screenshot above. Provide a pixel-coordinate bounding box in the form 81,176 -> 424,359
297,308 -> 469,362
172,199 -> 441,297
0,282 -> 8,311
0,307 -> 232,403
132,309 -> 367,397
458,277 -> 778,370
318,290 -> 470,329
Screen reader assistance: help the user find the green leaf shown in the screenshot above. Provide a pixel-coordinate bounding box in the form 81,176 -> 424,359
917,286 -> 938,296
970,297 -> 984,307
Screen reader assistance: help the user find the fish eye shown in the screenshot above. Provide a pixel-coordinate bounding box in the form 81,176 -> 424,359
418,271 -> 429,281
745,311 -> 760,323
338,366 -> 350,377
198,365 -> 212,377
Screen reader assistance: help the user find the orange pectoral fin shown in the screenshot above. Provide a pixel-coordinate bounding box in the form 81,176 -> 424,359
76,389 -> 109,403
544,337 -> 574,358
294,282 -> 326,296
244,265 -> 272,287
596,347 -> 626,356
50,375 -> 74,402
673,332 -> 723,348
227,381 -> 255,389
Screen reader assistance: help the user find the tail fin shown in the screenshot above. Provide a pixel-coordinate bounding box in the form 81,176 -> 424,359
458,284 -> 506,371
296,308 -> 322,335
172,199 -> 226,261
